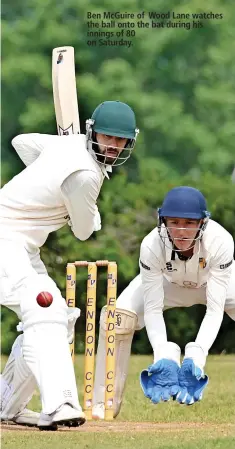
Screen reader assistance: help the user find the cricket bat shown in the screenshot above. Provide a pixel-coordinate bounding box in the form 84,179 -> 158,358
52,46 -> 80,135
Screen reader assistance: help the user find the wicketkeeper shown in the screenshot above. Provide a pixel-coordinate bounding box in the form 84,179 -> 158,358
92,186 -> 235,419
0,101 -> 139,429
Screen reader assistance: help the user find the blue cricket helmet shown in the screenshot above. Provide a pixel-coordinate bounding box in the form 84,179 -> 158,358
158,186 -> 210,220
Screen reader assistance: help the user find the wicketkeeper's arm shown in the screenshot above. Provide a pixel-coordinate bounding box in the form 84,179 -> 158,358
181,237 -> 234,375
140,243 -> 168,362
195,240 -> 234,360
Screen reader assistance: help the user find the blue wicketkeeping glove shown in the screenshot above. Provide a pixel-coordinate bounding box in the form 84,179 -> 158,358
177,358 -> 209,405
140,359 -> 180,403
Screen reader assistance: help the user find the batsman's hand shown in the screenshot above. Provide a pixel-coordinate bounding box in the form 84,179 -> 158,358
140,359 -> 180,404
176,358 -> 209,405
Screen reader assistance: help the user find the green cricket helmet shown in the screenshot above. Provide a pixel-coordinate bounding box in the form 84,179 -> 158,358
86,100 -> 139,166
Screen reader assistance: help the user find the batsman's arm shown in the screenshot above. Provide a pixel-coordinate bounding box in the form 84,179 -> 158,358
61,170 -> 102,241
11,133 -> 59,166
140,243 -> 167,362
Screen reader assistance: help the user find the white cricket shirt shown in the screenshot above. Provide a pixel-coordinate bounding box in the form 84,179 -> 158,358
0,133 -> 110,249
139,220 -> 234,356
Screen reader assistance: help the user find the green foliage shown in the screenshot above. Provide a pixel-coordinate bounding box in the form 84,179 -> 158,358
1,0 -> 235,354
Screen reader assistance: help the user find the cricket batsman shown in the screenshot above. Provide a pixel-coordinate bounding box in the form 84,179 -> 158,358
0,101 -> 139,429
92,186 -> 235,419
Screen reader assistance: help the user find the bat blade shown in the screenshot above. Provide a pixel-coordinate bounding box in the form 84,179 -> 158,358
52,46 -> 80,135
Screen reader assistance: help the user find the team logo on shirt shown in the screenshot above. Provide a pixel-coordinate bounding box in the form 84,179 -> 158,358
199,258 -> 207,269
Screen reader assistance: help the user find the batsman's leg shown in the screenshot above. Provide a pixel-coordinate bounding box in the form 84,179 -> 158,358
19,278 -> 85,430
1,307 -> 81,428
0,334 -> 39,426
0,240 -> 85,430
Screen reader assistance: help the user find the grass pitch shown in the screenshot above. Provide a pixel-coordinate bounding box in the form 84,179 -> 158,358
1,354 -> 235,449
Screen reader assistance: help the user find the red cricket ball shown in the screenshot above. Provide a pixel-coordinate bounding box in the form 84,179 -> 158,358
36,291 -> 53,308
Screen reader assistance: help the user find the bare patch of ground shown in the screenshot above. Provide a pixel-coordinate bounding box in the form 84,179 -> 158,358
1,421 -> 234,433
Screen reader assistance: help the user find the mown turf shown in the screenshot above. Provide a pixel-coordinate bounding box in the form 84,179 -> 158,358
1,354 -> 235,449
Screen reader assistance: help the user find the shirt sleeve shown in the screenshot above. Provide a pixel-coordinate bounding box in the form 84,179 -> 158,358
11,133 -> 58,166
140,242 -> 167,362
61,170 -> 102,241
195,236 -> 234,355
